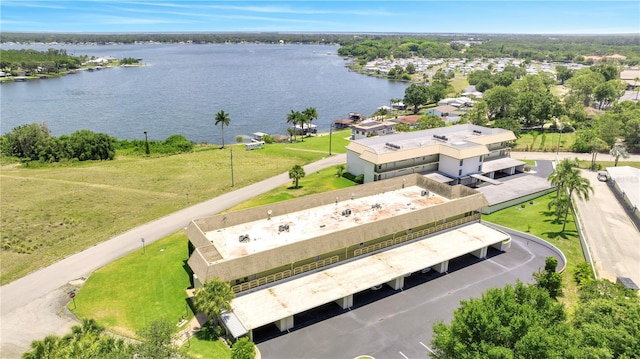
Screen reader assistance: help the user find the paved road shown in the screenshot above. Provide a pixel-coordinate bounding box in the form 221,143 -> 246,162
256,228 -> 561,359
0,154 -> 345,358
573,169 -> 640,285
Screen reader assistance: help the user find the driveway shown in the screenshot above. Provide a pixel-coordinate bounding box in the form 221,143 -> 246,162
0,154 -> 346,358
256,228 -> 561,359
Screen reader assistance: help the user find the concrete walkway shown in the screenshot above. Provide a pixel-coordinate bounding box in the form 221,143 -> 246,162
0,154 -> 345,358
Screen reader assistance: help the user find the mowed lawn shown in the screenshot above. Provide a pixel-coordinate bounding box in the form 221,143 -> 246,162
71,232 -> 192,338
0,130 -> 351,284
483,192 -> 585,310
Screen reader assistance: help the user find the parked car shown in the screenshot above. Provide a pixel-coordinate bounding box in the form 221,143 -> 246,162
597,171 -> 609,182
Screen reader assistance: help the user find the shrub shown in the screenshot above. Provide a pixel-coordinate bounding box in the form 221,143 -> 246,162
573,262 -> 595,286
342,172 -> 364,184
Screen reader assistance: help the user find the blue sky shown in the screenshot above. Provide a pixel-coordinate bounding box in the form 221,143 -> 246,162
1,1 -> 639,34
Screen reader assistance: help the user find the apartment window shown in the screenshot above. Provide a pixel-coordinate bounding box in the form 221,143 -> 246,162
479,156 -> 483,162
478,165 -> 482,171
458,169 -> 462,176
460,159 -> 464,166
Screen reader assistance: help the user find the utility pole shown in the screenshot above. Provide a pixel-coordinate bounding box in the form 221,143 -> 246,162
143,130 -> 150,155
329,123 -> 333,156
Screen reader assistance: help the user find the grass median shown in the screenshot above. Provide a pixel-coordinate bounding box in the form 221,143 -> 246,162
0,130 -> 351,285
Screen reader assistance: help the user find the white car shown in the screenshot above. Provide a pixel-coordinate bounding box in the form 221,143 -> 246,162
597,171 -> 608,182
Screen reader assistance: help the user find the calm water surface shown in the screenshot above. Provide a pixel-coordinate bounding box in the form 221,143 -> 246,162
1,44 -> 408,143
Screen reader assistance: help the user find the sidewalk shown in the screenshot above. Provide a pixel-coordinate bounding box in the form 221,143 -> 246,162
510,151 -> 640,163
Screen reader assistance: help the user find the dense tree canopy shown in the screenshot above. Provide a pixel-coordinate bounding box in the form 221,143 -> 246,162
431,279 -> 640,359
1,123 -> 116,162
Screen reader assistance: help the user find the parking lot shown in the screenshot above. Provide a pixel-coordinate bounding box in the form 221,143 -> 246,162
256,228 -> 560,359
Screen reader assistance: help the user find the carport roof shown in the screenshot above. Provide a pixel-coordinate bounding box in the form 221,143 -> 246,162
229,223 -> 509,332
482,157 -> 526,173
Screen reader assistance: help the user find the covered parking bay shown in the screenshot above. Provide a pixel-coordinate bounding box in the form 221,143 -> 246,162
222,223 -> 510,340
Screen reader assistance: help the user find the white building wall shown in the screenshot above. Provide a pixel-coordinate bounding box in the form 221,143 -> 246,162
439,155 -> 482,178
439,155 -> 460,178
346,150 -> 366,176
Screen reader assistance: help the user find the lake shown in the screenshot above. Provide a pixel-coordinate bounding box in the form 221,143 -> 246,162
0,44 -> 408,143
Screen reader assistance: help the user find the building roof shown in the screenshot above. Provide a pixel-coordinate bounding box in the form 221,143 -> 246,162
346,124 -> 515,163
352,120 -> 396,131
203,185 -> 449,260
432,105 -> 458,113
230,222 -> 509,332
187,174 -> 489,283
606,166 -> 640,210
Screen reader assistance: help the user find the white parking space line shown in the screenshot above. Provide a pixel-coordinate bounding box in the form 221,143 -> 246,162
399,351 -> 409,359
420,341 -> 435,355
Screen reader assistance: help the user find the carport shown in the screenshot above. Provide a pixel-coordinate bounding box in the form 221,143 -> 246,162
482,157 -> 527,178
223,223 -> 511,340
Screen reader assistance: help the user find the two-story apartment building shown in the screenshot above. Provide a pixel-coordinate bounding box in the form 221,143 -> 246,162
346,124 -> 524,185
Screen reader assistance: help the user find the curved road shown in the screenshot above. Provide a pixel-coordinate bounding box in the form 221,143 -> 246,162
0,154 -> 345,358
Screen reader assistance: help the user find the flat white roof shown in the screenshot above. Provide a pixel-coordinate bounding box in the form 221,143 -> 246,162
482,157 -> 526,173
204,186 -> 449,259
607,166 -> 640,209
352,124 -> 512,155
230,222 -> 509,331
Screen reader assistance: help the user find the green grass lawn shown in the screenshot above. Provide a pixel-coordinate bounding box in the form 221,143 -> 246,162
70,232 -> 192,338
0,130 -> 351,285
512,131 -> 576,152
483,192 -> 585,311
450,73 -> 470,95
227,166 -> 356,212
182,327 -> 231,359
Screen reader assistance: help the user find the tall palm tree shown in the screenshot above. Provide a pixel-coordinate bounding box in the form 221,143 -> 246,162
302,107 -> 318,137
286,110 -> 303,142
193,278 -> 235,325
609,144 -> 629,166
634,77 -> 639,101
548,158 -> 576,198
561,168 -> 593,231
214,110 -> 231,149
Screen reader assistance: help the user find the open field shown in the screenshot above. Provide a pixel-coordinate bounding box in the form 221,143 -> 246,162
512,130 -> 576,152
0,130 -> 351,284
484,192 -> 584,311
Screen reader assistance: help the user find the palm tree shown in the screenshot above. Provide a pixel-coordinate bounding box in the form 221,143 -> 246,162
214,110 -> 231,149
634,76 -> 639,101
193,278 -> 235,325
289,164 -> 306,189
609,144 -> 629,166
286,110 -> 303,142
302,107 -> 318,138
548,158 -> 576,197
561,168 -> 593,231
23,335 -> 61,359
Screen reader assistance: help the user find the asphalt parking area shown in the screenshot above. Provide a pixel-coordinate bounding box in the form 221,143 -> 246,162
255,228 -> 559,359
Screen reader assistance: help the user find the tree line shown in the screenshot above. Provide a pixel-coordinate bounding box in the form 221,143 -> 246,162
0,123 -> 194,163
0,48 -> 85,75
337,35 -> 640,65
